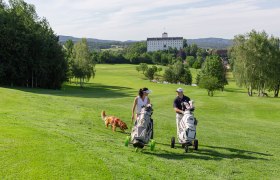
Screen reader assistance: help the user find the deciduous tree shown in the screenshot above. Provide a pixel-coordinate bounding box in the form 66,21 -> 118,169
72,38 -> 95,87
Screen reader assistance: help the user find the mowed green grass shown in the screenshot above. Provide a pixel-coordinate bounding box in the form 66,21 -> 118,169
0,64 -> 279,179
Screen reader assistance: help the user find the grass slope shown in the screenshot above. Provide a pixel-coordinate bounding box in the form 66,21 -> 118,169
0,64 -> 279,179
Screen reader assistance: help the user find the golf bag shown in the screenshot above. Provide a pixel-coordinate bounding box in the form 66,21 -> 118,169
131,104 -> 153,148
177,101 -> 197,144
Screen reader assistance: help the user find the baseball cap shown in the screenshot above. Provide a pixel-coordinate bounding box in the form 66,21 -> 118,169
176,87 -> 183,93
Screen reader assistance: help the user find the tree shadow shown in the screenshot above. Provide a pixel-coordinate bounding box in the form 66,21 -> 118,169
143,145 -> 271,161
5,83 -> 134,98
156,142 -> 172,147
203,145 -> 272,156
103,128 -> 131,134
223,87 -> 247,94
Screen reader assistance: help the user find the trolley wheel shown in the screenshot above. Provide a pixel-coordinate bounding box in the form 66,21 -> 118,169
184,144 -> 189,153
133,141 -> 144,149
193,139 -> 198,150
171,137 -> 175,148
150,119 -> 154,139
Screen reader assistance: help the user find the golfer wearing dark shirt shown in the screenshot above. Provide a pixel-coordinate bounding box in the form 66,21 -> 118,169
173,87 -> 191,138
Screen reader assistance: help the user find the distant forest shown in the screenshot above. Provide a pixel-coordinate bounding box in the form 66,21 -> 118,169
59,35 -> 137,50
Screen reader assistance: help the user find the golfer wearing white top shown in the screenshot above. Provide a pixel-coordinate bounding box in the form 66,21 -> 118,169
131,87 -> 151,121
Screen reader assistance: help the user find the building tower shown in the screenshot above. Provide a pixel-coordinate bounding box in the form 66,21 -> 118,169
162,32 -> 168,38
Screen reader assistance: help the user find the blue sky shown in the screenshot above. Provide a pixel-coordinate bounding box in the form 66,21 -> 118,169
6,0 -> 280,41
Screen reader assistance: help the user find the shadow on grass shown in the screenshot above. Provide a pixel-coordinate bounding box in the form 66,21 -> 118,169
156,142 -> 172,147
143,145 -> 271,161
224,87 -> 247,94
6,83 -> 134,98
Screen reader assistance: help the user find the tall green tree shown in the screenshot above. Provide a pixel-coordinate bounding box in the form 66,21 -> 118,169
267,37 -> 280,97
64,39 -> 74,82
124,42 -> 147,64
186,56 -> 196,67
163,61 -> 192,85
199,75 -> 219,96
0,0 -> 67,89
198,55 -> 227,91
192,56 -> 203,69
151,51 -> 161,64
144,67 -> 156,81
231,30 -> 280,97
190,44 -> 198,57
138,63 -> 148,74
72,38 -> 95,87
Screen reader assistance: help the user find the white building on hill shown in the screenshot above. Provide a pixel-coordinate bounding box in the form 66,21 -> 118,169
147,32 -> 183,52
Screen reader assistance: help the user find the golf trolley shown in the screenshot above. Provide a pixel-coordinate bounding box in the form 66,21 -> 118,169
171,101 -> 198,153
125,104 -> 155,151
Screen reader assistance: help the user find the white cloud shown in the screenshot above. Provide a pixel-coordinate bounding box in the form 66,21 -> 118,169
6,0 -> 280,40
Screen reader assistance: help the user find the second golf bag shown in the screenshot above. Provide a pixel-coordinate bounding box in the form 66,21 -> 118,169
178,101 -> 197,144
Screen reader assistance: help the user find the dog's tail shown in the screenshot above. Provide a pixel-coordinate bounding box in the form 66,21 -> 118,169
101,110 -> 106,121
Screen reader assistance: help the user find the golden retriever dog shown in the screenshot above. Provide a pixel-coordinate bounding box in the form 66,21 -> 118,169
101,110 -> 128,132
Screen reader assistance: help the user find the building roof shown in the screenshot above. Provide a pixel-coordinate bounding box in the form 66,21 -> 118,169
147,37 -> 183,41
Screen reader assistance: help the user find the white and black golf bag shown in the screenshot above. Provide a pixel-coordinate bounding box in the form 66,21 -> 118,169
131,104 -> 153,148
177,101 -> 197,144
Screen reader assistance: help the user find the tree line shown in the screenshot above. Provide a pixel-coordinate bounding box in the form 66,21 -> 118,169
0,0 -> 67,89
91,41 -> 209,68
230,30 -> 280,97
135,55 -> 227,97
0,0 -> 97,89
